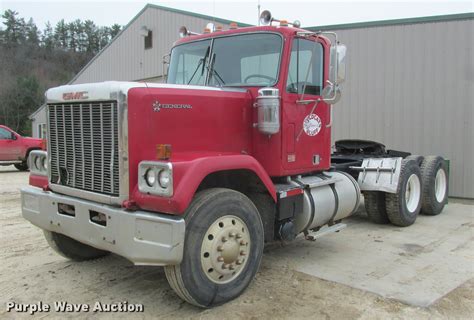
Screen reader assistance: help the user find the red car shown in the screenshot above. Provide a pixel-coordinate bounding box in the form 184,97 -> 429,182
0,125 -> 43,171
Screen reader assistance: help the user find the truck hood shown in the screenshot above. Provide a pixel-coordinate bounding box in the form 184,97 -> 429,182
45,81 -> 242,104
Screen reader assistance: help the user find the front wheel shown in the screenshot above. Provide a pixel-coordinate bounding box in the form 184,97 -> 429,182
164,188 -> 264,308
14,161 -> 28,171
44,231 -> 109,261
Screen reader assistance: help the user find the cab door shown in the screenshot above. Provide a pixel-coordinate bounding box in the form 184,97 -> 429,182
0,127 -> 19,160
281,37 -> 331,174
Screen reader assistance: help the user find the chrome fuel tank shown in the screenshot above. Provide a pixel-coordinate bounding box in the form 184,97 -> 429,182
293,171 -> 360,233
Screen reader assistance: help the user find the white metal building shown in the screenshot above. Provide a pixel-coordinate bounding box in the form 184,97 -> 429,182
30,4 -> 473,198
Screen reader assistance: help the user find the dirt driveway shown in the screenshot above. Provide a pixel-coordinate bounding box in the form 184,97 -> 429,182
1,166 -> 473,319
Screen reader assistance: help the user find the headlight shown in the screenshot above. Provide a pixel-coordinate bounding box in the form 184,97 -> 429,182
41,157 -> 48,170
145,168 -> 157,187
158,170 -> 171,188
138,161 -> 173,197
29,150 -> 48,176
35,156 -> 42,170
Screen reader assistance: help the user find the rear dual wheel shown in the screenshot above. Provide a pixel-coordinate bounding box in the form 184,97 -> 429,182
364,191 -> 389,224
420,156 -> 448,215
364,160 -> 422,227
386,159 -> 422,227
164,188 -> 264,308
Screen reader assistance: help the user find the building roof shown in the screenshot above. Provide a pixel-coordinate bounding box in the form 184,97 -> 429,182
29,103 -> 45,119
145,3 -> 253,27
306,12 -> 473,31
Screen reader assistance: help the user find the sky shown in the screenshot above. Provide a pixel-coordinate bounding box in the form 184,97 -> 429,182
0,0 -> 472,29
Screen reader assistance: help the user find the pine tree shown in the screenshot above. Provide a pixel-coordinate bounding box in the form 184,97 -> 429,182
41,22 -> 55,50
54,19 -> 68,49
84,19 -> 100,53
26,18 -> 40,46
2,10 -> 26,46
110,24 -> 121,39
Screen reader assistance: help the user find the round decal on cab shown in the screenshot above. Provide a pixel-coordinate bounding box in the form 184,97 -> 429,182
303,114 -> 322,136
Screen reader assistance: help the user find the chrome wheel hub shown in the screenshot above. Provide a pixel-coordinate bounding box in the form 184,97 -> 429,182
405,174 -> 421,213
200,215 -> 251,284
435,168 -> 447,202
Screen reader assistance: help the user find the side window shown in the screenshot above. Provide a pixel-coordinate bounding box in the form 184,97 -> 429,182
38,124 -> 47,139
286,39 -> 323,95
0,128 -> 11,139
144,30 -> 152,49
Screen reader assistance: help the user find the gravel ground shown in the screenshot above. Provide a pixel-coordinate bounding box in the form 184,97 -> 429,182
0,166 -> 473,319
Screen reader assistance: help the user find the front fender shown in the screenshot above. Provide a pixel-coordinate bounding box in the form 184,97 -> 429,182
132,154 -> 276,215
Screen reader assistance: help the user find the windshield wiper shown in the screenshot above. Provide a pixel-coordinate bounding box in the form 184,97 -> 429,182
187,46 -> 210,85
207,53 -> 226,86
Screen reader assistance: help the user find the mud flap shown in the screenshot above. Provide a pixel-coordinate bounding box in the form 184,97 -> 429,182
350,157 -> 402,193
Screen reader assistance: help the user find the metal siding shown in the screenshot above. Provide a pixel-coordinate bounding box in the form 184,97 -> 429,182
332,19 -> 473,198
72,7 -> 231,84
31,106 -> 46,138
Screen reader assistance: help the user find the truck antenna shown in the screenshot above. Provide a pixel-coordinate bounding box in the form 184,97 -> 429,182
258,0 -> 261,26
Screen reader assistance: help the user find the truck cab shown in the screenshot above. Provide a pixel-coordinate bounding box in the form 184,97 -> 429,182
21,11 -> 448,308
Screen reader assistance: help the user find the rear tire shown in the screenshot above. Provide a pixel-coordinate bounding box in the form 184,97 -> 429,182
44,231 -> 109,261
364,191 -> 389,224
386,159 -> 422,227
164,188 -> 264,308
420,156 -> 448,215
405,155 -> 424,166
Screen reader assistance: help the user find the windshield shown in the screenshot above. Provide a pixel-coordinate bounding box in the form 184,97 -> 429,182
167,33 -> 282,87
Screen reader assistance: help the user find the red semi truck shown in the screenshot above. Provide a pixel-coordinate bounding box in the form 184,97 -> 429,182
21,11 -> 449,307
0,125 -> 43,171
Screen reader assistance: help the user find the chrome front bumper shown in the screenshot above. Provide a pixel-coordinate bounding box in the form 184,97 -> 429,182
21,187 -> 185,266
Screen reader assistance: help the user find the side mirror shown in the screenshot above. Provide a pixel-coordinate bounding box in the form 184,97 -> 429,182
323,44 -> 346,104
10,132 -> 17,140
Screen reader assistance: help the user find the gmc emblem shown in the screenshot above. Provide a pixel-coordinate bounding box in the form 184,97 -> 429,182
63,91 -> 89,100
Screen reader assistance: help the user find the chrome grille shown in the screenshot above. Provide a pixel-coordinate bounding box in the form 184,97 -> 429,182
48,101 -> 119,196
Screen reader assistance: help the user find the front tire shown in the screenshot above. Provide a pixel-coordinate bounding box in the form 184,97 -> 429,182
386,159 -> 422,227
14,161 -> 28,171
164,188 -> 264,308
420,156 -> 448,215
44,231 -> 109,261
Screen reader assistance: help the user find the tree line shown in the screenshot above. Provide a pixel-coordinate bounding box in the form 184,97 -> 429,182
0,9 -> 121,53
0,10 -> 122,135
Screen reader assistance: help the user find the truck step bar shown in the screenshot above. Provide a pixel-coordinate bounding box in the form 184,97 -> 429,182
305,223 -> 347,241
